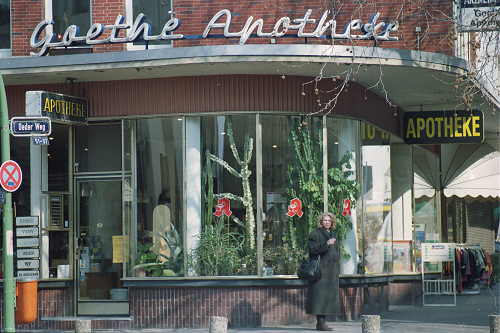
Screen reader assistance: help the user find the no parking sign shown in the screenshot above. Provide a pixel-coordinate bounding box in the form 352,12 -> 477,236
0,160 -> 22,192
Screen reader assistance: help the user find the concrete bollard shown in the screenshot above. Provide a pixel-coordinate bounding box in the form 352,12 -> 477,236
209,316 -> 228,333
490,315 -> 500,333
362,315 -> 380,333
75,319 -> 91,333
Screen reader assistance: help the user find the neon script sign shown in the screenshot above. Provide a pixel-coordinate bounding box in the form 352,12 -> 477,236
30,9 -> 399,57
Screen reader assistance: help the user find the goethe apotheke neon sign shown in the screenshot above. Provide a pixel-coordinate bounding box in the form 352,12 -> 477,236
30,9 -> 399,57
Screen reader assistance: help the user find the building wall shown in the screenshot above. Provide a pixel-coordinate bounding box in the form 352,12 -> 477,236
5,75 -> 401,137
467,226 -> 495,254
12,0 -> 453,57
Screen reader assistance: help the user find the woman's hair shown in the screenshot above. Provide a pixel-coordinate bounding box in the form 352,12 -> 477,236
316,212 -> 337,230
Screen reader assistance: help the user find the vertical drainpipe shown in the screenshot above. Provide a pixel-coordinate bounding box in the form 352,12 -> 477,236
0,73 -> 16,332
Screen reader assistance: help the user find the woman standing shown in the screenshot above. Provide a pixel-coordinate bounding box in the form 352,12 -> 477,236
305,212 -> 340,331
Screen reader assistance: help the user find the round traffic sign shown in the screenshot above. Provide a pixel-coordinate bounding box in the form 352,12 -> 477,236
0,160 -> 22,192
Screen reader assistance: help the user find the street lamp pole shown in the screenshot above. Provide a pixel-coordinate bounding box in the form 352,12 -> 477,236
0,72 -> 16,332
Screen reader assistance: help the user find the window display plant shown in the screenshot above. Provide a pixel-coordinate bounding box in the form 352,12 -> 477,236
188,215 -> 245,276
130,219 -> 184,277
286,116 -> 360,259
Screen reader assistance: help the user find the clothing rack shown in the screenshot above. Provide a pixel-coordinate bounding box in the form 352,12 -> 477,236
455,244 -> 486,295
455,243 -> 481,248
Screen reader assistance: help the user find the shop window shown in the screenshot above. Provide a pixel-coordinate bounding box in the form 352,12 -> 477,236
261,115 -> 305,275
131,0 -> 173,47
360,123 -> 392,274
75,124 -> 122,173
328,118 -> 361,274
128,118 -> 184,277
11,137 -> 31,217
49,229 -> 70,278
0,0 -> 10,50
390,143 -> 413,273
413,147 -> 440,272
260,116 -> 360,276
48,124 -> 69,192
193,115 -> 257,276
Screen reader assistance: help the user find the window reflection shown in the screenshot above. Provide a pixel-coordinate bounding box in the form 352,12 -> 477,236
413,147 -> 440,272
133,0 -> 172,46
131,118 -> 184,277
0,0 -> 10,49
52,0 -> 91,37
361,123 -> 392,274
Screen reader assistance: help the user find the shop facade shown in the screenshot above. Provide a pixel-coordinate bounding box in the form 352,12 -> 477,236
0,0 -> 499,331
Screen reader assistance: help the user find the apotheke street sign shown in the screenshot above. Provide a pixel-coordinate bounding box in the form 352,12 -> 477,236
10,116 -> 51,137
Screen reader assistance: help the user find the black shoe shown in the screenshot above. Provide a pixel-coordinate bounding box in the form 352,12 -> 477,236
316,320 -> 333,331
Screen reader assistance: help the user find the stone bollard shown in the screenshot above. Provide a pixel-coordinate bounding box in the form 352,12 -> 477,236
75,319 -> 91,333
209,316 -> 228,333
362,315 -> 380,333
490,315 -> 500,333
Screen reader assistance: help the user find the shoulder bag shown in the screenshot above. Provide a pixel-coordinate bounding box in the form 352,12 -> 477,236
297,255 -> 321,282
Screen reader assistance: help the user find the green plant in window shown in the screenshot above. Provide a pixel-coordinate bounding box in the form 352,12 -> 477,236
263,244 -> 307,275
285,116 -> 324,251
130,242 -> 161,276
130,219 -> 184,277
326,151 -> 360,258
285,116 -> 360,259
203,116 -> 256,249
188,216 -> 245,276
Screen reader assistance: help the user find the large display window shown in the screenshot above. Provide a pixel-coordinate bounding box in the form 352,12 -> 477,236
129,118 -> 184,277
95,115 -> 439,279
360,123 -> 392,274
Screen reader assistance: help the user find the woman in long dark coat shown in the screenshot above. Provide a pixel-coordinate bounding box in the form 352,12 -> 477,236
305,212 -> 340,331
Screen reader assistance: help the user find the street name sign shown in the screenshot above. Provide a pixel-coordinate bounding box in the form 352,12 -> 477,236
10,116 -> 52,137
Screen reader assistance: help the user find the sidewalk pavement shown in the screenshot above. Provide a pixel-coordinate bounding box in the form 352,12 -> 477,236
37,282 -> 500,333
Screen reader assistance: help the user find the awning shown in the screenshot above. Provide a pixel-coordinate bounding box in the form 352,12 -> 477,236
414,148 -> 438,200
442,143 -> 500,201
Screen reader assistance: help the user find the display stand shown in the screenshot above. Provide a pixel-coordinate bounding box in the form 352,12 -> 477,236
421,242 -> 456,306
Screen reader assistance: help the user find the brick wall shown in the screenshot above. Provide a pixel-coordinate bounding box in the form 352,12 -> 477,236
14,0 -> 454,57
390,280 -> 423,306
12,0 -> 45,56
128,284 -> 389,329
0,282 -> 390,330
466,225 -> 495,254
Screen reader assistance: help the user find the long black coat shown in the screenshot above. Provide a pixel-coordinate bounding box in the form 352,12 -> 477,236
305,227 -> 340,316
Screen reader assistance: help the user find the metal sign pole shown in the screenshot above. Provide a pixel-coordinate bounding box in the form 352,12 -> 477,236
0,73 -> 15,331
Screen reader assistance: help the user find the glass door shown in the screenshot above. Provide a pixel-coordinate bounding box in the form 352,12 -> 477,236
75,178 -> 128,315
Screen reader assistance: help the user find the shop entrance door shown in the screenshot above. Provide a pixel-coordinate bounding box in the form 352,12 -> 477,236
75,178 -> 129,316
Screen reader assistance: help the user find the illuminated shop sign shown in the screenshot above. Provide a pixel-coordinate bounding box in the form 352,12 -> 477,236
30,9 -> 399,57
403,110 -> 484,144
26,91 -> 88,124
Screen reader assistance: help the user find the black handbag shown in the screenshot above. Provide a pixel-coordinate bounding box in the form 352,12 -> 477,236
297,255 -> 321,282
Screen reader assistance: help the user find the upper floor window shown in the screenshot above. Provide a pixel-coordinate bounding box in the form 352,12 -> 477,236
52,0 -> 91,38
0,0 -> 10,50
129,0 -> 173,48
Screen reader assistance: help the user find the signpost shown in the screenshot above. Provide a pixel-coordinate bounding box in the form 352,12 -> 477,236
1,71 -> 16,332
15,216 -> 40,281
